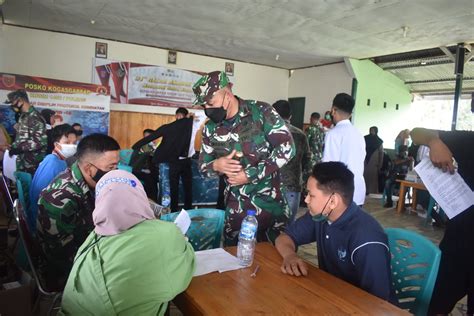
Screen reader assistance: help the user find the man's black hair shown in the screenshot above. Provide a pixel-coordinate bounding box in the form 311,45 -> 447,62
76,133 -> 120,161
175,107 -> 189,116
143,129 -> 155,134
311,112 -> 321,120
370,126 -> 378,134
6,89 -> 29,104
272,100 -> 291,119
72,123 -> 82,129
51,124 -> 74,143
332,93 -> 355,114
311,162 -> 354,206
41,109 -> 56,124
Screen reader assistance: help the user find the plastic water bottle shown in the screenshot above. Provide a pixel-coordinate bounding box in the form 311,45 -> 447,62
237,210 -> 258,266
161,191 -> 171,215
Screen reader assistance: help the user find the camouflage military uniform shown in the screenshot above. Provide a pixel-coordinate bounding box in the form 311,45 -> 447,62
199,98 -> 295,245
280,121 -> 312,192
11,106 -> 47,174
36,161 -> 95,287
305,122 -> 325,180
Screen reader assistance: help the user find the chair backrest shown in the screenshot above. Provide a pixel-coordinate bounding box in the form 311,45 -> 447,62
12,199 -> 57,296
385,227 -> 441,316
14,171 -> 32,210
160,209 -> 225,251
117,164 -> 133,173
119,149 -> 134,166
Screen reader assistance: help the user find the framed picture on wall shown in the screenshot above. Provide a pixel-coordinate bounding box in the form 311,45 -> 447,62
225,62 -> 234,76
168,50 -> 177,64
95,42 -> 108,59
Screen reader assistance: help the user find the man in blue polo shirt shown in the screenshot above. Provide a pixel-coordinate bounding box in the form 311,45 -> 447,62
275,161 -> 395,302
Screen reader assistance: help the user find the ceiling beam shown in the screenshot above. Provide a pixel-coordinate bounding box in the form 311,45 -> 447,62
381,59 -> 454,70
412,88 -> 474,94
440,46 -> 456,62
406,77 -> 474,84
465,51 -> 474,64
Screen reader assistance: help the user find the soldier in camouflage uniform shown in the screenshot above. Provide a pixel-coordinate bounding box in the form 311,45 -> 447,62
193,71 -> 295,245
5,89 -> 47,175
37,134 -> 120,288
305,112 -> 325,181
273,100 -> 312,224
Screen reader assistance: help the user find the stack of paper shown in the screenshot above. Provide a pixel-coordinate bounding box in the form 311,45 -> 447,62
193,248 -> 243,276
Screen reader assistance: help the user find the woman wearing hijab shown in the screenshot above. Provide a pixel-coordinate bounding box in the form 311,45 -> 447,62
363,126 -> 384,194
60,170 -> 195,315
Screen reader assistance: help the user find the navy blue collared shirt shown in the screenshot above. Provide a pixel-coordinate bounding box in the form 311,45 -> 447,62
286,202 -> 396,303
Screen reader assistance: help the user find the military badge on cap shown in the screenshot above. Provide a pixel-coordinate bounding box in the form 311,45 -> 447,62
192,71 -> 230,106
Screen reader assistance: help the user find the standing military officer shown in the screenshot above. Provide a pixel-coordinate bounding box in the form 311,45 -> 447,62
193,71 -> 295,245
305,112 -> 325,169
6,89 -> 47,175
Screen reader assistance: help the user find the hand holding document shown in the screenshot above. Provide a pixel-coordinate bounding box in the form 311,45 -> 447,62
174,209 -> 191,235
415,158 -> 474,219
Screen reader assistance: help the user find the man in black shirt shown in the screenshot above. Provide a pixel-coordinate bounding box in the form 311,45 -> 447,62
132,108 -> 193,212
411,128 -> 474,315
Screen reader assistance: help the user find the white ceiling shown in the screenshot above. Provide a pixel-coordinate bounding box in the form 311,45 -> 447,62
1,0 -> 474,69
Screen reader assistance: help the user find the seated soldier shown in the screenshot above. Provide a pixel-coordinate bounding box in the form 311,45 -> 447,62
275,161 -> 396,303
36,133 -> 120,288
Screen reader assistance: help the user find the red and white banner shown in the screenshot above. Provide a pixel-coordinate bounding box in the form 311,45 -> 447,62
93,58 -> 203,108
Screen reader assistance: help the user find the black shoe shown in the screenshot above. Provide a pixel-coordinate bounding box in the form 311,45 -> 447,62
384,201 -> 393,208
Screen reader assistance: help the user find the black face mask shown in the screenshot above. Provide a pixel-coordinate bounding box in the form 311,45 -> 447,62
10,102 -> 23,113
205,107 -> 227,124
92,166 -> 108,183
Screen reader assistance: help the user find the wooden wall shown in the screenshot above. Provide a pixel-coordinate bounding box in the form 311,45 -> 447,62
109,111 -> 175,149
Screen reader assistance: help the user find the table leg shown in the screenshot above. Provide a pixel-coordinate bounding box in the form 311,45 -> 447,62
411,188 -> 418,212
397,184 -> 406,214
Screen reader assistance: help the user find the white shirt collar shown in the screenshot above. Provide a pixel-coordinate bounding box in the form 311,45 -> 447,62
336,119 -> 351,126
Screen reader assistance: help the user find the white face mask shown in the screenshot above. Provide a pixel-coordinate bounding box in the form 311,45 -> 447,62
58,144 -> 77,158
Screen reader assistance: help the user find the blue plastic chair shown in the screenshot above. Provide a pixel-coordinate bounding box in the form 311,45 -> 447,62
425,196 -> 447,226
160,209 -> 225,251
14,171 -> 32,212
385,228 -> 441,316
119,149 -> 134,166
117,164 -> 133,173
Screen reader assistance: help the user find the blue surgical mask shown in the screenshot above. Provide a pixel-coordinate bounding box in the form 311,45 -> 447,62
312,193 -> 334,222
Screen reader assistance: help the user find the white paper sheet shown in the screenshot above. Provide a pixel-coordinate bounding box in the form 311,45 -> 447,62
415,158 -> 474,219
174,209 -> 191,235
2,150 -> 17,181
193,248 -> 243,276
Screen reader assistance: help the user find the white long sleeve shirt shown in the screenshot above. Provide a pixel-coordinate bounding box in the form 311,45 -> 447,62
323,119 -> 366,205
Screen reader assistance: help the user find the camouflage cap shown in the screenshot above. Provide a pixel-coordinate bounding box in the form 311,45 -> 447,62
5,89 -> 29,104
192,71 -> 230,106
